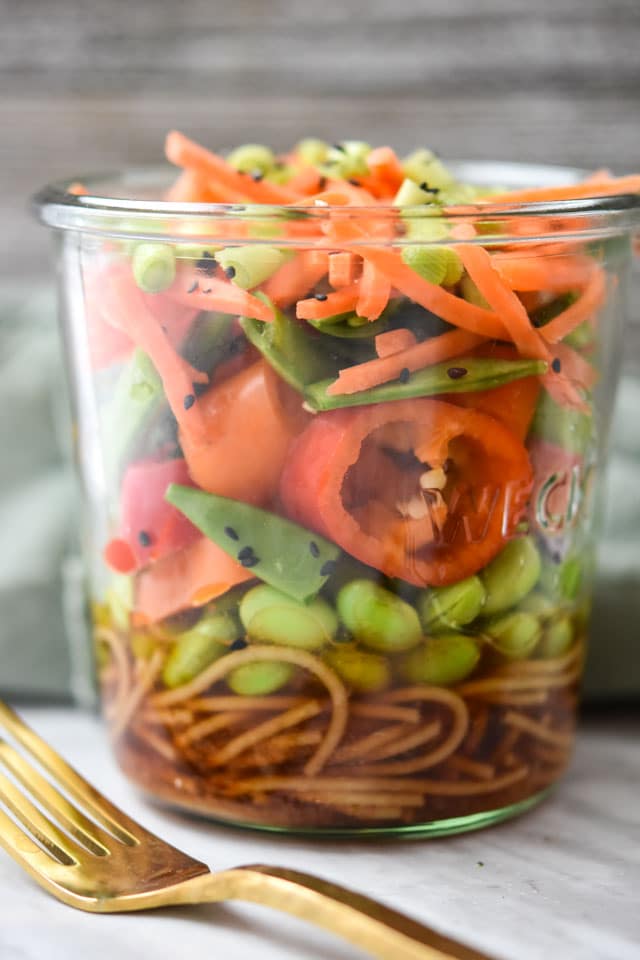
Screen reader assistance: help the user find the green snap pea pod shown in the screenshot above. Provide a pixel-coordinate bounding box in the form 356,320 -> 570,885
418,576 -> 486,631
402,213 -> 451,244
402,150 -> 455,189
306,311 -> 392,340
530,392 -> 593,455
132,242 -> 176,294
539,615 -> 574,658
162,612 -> 237,688
181,313 -> 237,373
305,356 -> 548,412
401,246 -> 463,286
227,661 -> 295,695
325,647 -> 390,693
215,245 -> 293,290
323,140 -> 371,179
240,295 -> 351,392
240,585 -> 337,650
485,611 -> 541,660
394,178 -> 438,207
336,579 -> 422,653
481,537 -> 542,617
227,144 -> 276,175
401,634 -> 481,686
166,485 -> 341,603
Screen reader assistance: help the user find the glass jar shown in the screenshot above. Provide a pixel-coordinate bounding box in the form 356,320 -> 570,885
35,165 -> 638,835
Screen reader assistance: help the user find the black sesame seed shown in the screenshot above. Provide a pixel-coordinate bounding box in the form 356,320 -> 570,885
196,255 -> 217,276
224,265 -> 237,280
398,367 -> 411,384
309,541 -> 321,558
348,178 -> 361,187
230,204 -> 246,213
318,176 -> 328,190
240,554 -> 260,568
420,182 -> 439,194
314,293 -> 328,302
202,288 -> 212,294
250,168 -> 264,182
138,530 -> 152,547
551,358 -> 562,373
447,367 -> 468,380
230,637 -> 248,651
224,526 -> 239,541
183,393 -> 196,410
187,280 -> 199,293
237,546 -> 254,561
320,560 -> 337,577
332,143 -> 346,153
194,382 -> 208,397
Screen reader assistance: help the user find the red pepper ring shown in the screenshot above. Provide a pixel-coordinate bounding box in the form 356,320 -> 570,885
280,399 -> 533,587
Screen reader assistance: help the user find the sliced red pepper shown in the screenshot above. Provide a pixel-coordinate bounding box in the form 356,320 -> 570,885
280,399 -> 533,587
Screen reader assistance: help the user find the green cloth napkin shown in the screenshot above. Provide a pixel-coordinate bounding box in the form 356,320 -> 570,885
0,287 -> 638,703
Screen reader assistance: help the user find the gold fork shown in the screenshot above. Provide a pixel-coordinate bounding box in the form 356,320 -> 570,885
0,700 -> 495,960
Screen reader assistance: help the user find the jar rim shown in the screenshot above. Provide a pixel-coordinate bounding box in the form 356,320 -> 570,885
33,160 -> 640,244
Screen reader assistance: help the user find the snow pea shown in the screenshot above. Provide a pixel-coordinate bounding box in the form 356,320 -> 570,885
304,355 -> 548,412
306,311 -> 392,339
530,392 -> 593,456
166,485 -> 341,603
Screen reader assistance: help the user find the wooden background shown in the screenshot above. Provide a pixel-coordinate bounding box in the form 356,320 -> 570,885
1,0 -> 639,285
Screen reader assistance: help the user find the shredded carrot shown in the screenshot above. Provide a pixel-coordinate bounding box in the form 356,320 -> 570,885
327,328 -> 486,396
456,244 -> 550,360
166,264 -> 275,322
550,342 -> 598,390
375,328 -> 417,359
366,146 -> 405,194
165,130 -> 299,205
485,174 -> 640,207
286,167 -> 326,196
328,251 -> 358,288
164,169 -> 226,203
493,253 -> 598,293
263,250 -> 330,308
355,259 -> 392,320
68,181 -> 88,196
540,267 -> 606,343
297,283 -> 360,320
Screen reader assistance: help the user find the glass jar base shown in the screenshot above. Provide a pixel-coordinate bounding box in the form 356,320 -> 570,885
140,785 -> 552,839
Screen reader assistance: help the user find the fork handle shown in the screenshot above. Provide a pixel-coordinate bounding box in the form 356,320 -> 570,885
169,863 -> 496,960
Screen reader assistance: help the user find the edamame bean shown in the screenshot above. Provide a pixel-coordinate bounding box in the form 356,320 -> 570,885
215,245 -> 292,290
518,592 -> 557,618
132,242 -> 176,294
227,661 -> 294,695
401,246 -> 461,286
539,556 -> 583,602
227,144 -> 275,175
418,576 -> 486,631
336,580 -> 422,653
162,613 -> 237,688
485,611 -> 541,660
240,585 -> 337,650
401,633 -> 480,686
539,616 -> 574,658
325,647 -> 390,693
481,537 -> 541,616
296,138 -> 330,166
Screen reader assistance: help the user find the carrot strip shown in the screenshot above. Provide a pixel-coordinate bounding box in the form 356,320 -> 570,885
297,284 -> 360,320
263,250 -> 330,308
327,328 -> 486,396
540,268 -> 606,343
493,254 -> 597,292
328,251 -> 358,288
485,174 -> 640,206
166,264 -> 275,322
356,259 -> 391,320
165,130 -> 300,204
542,371 -> 590,414
375,328 -> 417,359
456,244 -> 550,360
286,167 -> 326,196
164,169 -> 222,203
100,266 -> 209,439
68,181 -> 88,196
366,146 -> 405,194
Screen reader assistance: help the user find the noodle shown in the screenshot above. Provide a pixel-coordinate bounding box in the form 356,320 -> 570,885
141,708 -> 194,727
111,649 -> 165,740
332,723 -> 412,763
95,627 -> 131,722
226,731 -> 323,769
457,670 -> 580,697
359,721 -> 442,763
349,703 -> 421,724
350,687 -> 468,775
214,700 -> 322,764
480,691 -> 549,707
503,710 -> 575,748
178,710 -> 245,747
186,695 -> 309,713
447,756 -> 496,781
149,645 -> 349,777
303,792 -> 424,808
494,642 -> 583,676
462,707 -> 489,755
132,723 -> 178,762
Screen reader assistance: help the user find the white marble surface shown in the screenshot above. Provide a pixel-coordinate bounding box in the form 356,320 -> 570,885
0,706 -> 638,960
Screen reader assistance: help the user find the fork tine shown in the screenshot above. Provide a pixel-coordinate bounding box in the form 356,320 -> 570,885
0,740 -> 111,858
0,702 -> 137,846
0,770 -> 84,866
0,806 -> 65,876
